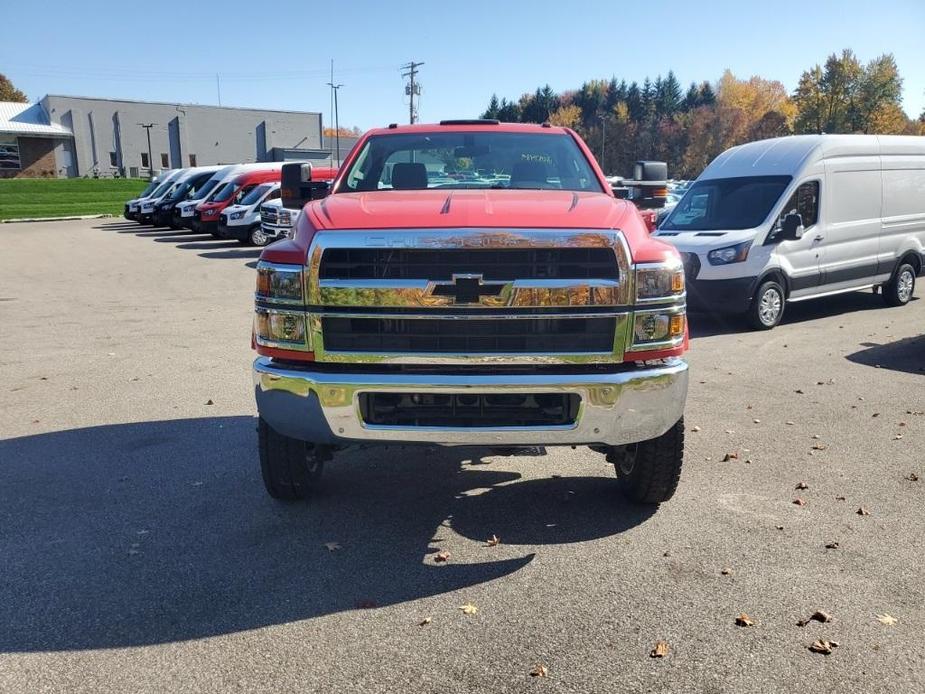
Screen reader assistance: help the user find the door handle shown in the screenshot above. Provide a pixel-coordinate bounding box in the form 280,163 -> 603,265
813,234 -> 824,242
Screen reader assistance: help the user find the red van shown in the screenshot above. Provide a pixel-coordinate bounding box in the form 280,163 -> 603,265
195,168 -> 283,237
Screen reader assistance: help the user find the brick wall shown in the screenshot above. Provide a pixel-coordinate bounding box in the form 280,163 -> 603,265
0,137 -> 60,178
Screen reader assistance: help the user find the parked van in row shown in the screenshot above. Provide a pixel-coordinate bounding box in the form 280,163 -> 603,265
175,165 -> 240,228
194,163 -> 285,236
124,170 -> 177,220
216,182 -> 281,245
150,166 -> 224,228
656,135 -> 925,328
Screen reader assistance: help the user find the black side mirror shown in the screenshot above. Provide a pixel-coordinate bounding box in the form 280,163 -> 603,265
781,213 -> 804,240
281,163 -> 314,210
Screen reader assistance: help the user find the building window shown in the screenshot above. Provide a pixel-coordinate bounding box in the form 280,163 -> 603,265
0,136 -> 21,170
141,152 -> 149,168
109,151 -> 118,167
188,154 -> 197,167
161,153 -> 169,168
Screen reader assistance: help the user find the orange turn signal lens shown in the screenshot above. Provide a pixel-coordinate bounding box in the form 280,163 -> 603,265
669,313 -> 685,338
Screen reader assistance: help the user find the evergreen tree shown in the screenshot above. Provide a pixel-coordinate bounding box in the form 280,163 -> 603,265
684,82 -> 701,110
480,94 -> 501,120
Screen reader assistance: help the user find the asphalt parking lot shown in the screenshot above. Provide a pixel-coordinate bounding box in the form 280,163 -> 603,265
1,218 -> 923,693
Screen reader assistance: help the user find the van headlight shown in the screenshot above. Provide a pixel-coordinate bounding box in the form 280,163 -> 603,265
635,262 -> 685,303
255,261 -> 304,303
229,210 -> 246,220
707,241 -> 752,265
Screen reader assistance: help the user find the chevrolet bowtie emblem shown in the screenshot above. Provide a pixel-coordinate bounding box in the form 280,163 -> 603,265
431,274 -> 506,304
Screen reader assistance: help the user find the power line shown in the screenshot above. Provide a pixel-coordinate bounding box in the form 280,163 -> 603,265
401,61 -> 424,124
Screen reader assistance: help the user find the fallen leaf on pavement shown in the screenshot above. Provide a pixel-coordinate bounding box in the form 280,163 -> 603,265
872,412 -> 880,417
835,496 -> 846,501
485,535 -> 501,547
530,664 -> 548,677
906,473 -> 920,482
721,567 -> 732,575
856,507 -> 870,516
735,613 -> 755,627
825,541 -> 840,549
793,498 -> 806,506
809,639 -> 839,655
323,542 -> 342,552
798,610 -> 833,626
434,550 -> 451,563
205,399 -> 214,405
419,617 -> 432,626
876,614 -> 898,626
722,452 -> 739,462
795,389 -> 805,394
811,444 -> 827,451
893,434 -> 904,440
753,418 -> 761,424
795,481 -> 809,490
691,425 -> 701,432
459,603 -> 478,615
786,421 -> 795,426
650,641 -> 670,658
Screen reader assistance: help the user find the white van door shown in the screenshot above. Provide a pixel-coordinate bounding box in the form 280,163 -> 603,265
768,180 -> 824,297
818,157 -> 883,290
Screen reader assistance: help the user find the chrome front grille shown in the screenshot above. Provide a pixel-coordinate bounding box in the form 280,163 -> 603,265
260,206 -> 278,225
305,228 -> 633,364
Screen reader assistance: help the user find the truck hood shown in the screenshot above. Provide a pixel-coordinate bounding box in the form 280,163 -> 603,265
308,190 -> 630,230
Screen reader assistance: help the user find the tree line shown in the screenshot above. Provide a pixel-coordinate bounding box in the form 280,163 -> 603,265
480,50 -> 924,179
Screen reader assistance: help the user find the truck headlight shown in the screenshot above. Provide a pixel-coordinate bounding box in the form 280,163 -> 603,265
279,210 -> 292,225
254,309 -> 310,349
629,310 -> 685,350
255,261 -> 304,303
229,210 -> 245,220
635,262 -> 684,303
707,241 -> 752,265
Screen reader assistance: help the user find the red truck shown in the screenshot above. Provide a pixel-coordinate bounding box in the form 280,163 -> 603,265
251,121 -> 689,505
195,167 -> 283,237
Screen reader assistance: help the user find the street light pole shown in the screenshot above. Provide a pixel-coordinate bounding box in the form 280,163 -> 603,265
599,115 -> 607,173
326,82 -> 343,166
138,123 -> 156,178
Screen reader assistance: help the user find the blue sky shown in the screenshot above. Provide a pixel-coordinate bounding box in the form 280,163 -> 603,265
2,0 -> 923,130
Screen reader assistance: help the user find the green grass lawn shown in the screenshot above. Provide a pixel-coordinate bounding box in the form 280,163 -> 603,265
0,178 -> 151,221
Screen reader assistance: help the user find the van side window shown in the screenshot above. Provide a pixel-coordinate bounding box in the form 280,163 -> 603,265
768,181 -> 819,242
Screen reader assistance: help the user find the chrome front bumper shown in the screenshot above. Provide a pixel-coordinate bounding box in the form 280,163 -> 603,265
253,357 -> 688,447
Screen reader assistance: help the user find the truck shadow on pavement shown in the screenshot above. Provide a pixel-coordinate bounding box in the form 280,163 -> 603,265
0,416 -> 652,653
846,334 -> 925,375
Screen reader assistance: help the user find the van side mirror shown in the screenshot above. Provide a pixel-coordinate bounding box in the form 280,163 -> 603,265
781,213 -> 804,240
281,163 -> 315,210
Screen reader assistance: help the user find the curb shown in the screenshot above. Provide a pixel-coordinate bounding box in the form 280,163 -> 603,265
2,214 -> 115,224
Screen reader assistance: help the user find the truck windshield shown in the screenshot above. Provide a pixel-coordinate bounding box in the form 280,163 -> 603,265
339,131 -> 603,193
240,183 -> 273,206
189,177 -> 220,201
211,181 -> 238,203
661,176 -> 791,231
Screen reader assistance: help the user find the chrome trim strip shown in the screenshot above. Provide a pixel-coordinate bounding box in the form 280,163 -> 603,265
253,356 -> 688,446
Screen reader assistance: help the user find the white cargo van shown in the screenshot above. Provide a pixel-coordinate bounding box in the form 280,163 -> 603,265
656,135 -> 925,328
175,165 -> 241,228
216,181 -> 281,245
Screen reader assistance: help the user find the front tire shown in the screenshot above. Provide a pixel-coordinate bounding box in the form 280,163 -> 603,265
246,225 -> 270,247
258,417 -> 324,500
882,262 -> 915,307
610,418 -> 685,504
747,279 -> 785,330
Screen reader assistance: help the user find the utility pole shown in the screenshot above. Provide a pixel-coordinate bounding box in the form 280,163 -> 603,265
216,74 -> 222,106
599,114 -> 607,172
401,61 -> 424,124
329,59 -> 334,155
138,123 -> 155,178
326,82 -> 343,166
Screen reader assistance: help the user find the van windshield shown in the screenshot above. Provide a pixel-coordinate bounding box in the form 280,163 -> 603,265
189,177 -> 220,201
164,181 -> 191,202
211,181 -> 238,203
148,179 -> 175,199
138,179 -> 160,197
661,176 -> 792,231
240,183 -> 273,206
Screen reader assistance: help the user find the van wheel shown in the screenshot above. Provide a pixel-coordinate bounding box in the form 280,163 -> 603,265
609,418 -> 684,504
747,280 -> 785,330
883,263 -> 915,307
258,418 -> 324,500
247,226 -> 270,247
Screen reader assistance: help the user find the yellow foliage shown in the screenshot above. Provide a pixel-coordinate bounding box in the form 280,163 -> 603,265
717,69 -> 797,127
549,104 -> 582,128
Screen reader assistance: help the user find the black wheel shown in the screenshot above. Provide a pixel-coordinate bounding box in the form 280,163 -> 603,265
747,279 -> 785,330
882,262 -> 915,307
611,418 -> 685,504
258,417 -> 324,500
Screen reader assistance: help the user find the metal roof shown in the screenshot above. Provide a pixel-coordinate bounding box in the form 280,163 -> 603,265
0,102 -> 72,138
